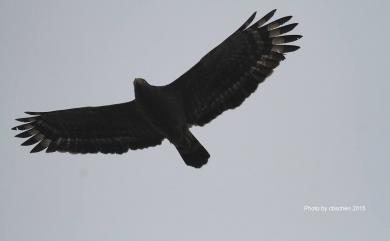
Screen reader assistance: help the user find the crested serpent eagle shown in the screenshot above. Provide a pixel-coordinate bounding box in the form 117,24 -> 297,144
12,9 -> 302,168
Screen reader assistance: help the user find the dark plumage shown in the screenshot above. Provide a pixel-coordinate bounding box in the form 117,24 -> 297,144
12,10 -> 302,168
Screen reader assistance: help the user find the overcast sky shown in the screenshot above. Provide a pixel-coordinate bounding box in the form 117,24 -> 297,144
1,0 -> 389,240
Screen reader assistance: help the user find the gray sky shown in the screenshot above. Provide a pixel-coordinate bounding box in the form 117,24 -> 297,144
1,0 -> 389,240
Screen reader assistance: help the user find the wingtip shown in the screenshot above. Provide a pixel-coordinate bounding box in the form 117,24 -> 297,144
30,148 -> 40,153
285,15 -> 293,21
246,11 -> 257,24
283,23 -> 299,32
267,9 -> 277,18
254,9 -> 278,28
16,116 -> 39,123
24,111 -> 42,115
11,127 -> 17,130
15,129 -> 36,138
22,137 -> 39,146
287,45 -> 301,52
15,132 -> 28,138
268,9 -> 277,17
15,118 -> 23,122
30,143 -> 48,153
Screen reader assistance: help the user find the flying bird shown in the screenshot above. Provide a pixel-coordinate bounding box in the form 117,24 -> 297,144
12,9 -> 302,168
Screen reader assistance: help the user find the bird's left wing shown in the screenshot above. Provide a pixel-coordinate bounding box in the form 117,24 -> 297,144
167,10 -> 301,126
12,101 -> 164,154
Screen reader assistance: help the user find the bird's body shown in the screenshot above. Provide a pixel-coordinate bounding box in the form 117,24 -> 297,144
134,79 -> 210,167
134,79 -> 185,140
12,9 -> 301,168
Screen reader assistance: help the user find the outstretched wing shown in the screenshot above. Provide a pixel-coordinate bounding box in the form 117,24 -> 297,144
12,101 -> 164,154
168,9 -> 302,126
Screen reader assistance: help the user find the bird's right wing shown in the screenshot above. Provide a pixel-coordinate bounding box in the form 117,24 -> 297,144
168,10 -> 301,126
12,101 -> 164,154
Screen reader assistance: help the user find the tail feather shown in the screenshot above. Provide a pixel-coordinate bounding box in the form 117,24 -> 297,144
176,133 -> 210,168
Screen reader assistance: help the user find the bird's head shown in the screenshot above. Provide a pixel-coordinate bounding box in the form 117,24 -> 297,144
133,78 -> 148,87
133,78 -> 152,100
